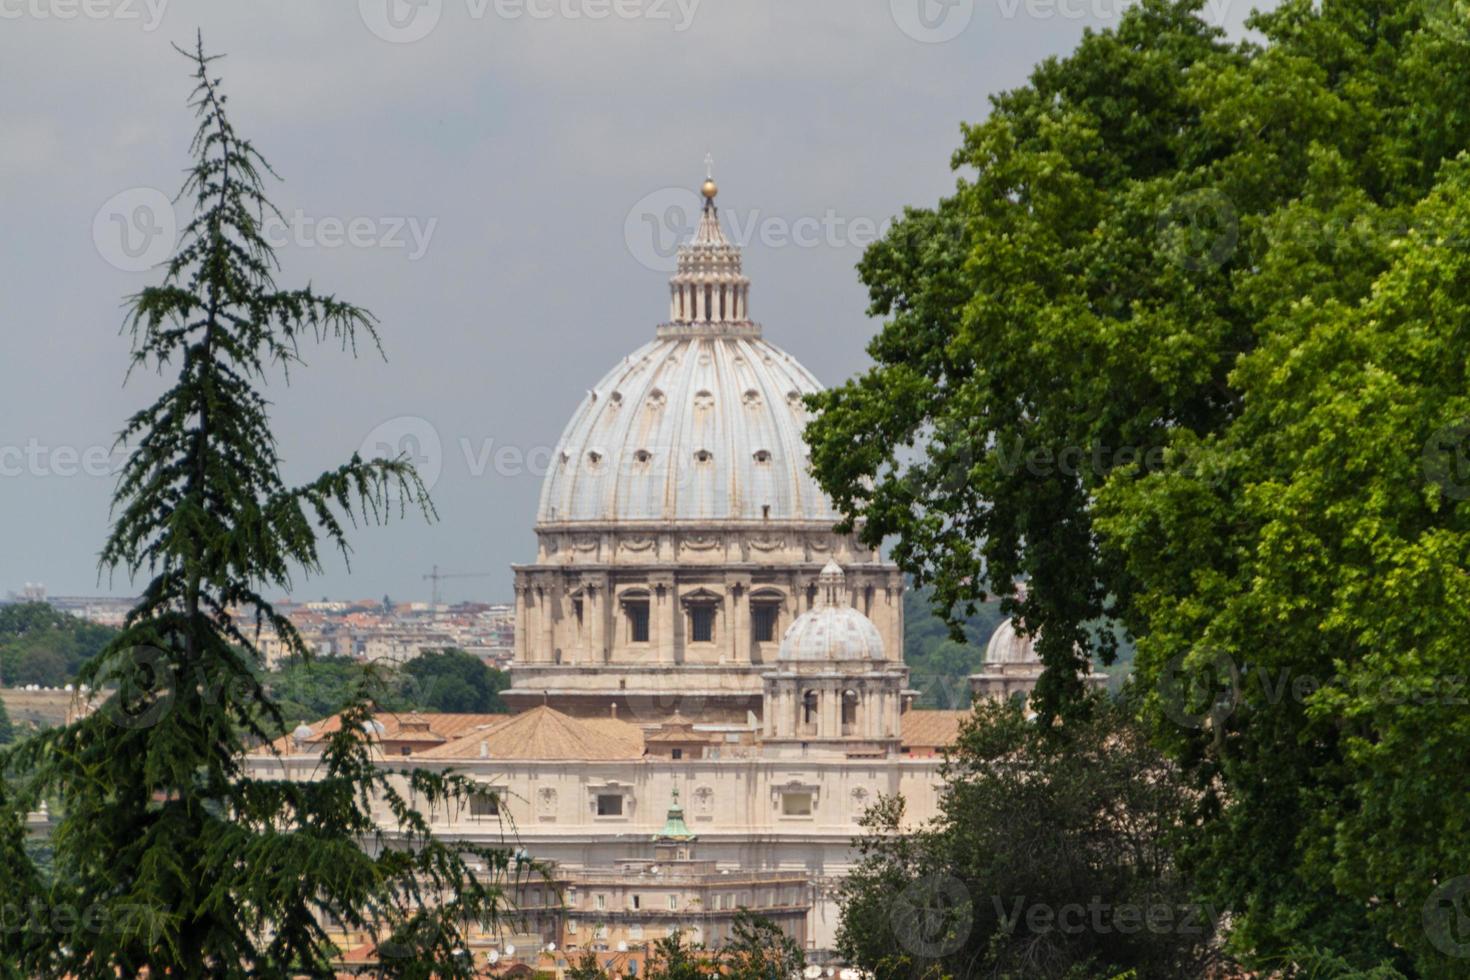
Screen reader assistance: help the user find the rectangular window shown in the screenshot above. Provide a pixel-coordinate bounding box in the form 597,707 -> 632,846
668,895 -> 678,910
751,601 -> 780,642
595,894 -> 606,910
597,793 -> 624,817
690,605 -> 715,643
671,748 -> 683,760
469,790 -> 499,818
631,895 -> 641,909
781,791 -> 813,817
626,600 -> 650,643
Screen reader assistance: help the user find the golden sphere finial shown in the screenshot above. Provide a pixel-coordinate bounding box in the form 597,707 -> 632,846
701,177 -> 718,200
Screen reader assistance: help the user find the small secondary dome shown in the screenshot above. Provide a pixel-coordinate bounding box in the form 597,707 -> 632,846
778,560 -> 885,662
983,617 -> 1041,667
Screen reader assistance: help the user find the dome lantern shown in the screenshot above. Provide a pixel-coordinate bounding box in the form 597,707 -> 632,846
667,161 -> 752,334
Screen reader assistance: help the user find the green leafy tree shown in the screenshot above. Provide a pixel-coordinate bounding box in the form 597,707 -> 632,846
837,696 -> 1217,979
0,601 -> 118,686
401,647 -> 510,713
722,909 -> 805,980
646,931 -> 716,980
0,38 -> 509,976
806,0 -> 1470,970
0,693 -> 12,746
566,950 -> 612,979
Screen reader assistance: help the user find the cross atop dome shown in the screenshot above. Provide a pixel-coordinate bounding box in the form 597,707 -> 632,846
701,151 -> 717,201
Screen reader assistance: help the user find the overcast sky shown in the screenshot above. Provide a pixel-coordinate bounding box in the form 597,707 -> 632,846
2,0 -> 1263,604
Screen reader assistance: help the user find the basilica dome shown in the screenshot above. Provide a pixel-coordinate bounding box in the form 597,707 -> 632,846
777,560 -> 885,662
536,189 -> 840,526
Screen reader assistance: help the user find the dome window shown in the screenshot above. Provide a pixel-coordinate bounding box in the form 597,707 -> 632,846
742,389 -> 762,407
753,450 -> 772,464
633,449 -> 652,464
647,388 -> 666,409
786,390 -> 802,406
587,451 -> 604,469
610,391 -> 623,405
694,390 -> 715,410
694,449 -> 713,464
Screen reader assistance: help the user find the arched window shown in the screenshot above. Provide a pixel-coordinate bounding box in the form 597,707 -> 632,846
841,689 -> 859,730
802,690 -> 819,726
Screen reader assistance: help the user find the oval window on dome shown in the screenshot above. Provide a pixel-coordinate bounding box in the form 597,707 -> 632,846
694,390 -> 715,410
753,450 -> 772,464
610,391 -> 623,405
647,388 -> 666,409
693,449 -> 713,464
587,451 -> 604,469
786,390 -> 802,405
633,449 -> 652,464
742,389 -> 762,407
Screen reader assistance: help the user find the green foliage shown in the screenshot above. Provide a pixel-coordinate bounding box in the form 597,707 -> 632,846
0,39 -> 509,976
836,696 -> 1216,979
0,692 -> 12,746
401,647 -> 510,713
903,585 -> 1002,709
0,601 -> 117,687
560,912 -> 803,980
645,931 -> 715,980
259,649 -> 510,736
722,908 -> 806,980
265,653 -> 389,727
805,0 -> 1470,969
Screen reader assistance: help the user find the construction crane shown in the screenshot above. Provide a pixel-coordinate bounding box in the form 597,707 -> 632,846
422,565 -> 497,607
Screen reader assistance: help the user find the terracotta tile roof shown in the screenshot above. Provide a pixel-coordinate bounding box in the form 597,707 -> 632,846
900,709 -> 971,749
418,705 -> 644,761
257,711 -> 512,755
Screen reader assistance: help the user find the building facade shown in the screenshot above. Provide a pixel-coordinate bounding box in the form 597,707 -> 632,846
504,178 -> 904,723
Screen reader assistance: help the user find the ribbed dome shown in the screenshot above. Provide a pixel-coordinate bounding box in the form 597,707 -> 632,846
538,336 -> 838,524
983,618 -> 1041,667
777,560 -> 885,662
778,605 -> 885,662
537,182 -> 840,526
